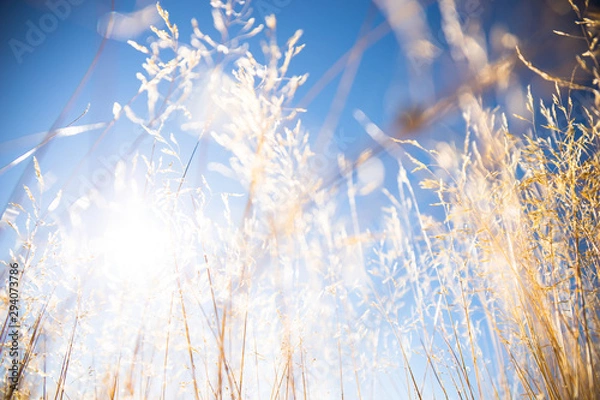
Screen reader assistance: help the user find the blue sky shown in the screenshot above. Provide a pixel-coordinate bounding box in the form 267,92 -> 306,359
0,0 -> 421,244
0,0 -> 402,206
0,0 -> 584,232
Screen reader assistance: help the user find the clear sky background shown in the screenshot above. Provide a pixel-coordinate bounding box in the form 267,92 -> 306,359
0,0 -> 587,228
0,0 -> 400,214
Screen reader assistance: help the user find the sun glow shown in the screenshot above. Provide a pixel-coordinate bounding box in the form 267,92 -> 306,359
93,199 -> 172,285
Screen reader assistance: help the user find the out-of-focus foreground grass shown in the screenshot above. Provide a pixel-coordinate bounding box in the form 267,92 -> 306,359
1,0 -> 599,399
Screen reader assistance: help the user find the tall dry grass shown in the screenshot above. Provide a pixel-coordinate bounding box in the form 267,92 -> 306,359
1,0 -> 599,399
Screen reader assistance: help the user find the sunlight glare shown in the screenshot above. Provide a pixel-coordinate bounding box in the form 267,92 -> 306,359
95,200 -> 171,285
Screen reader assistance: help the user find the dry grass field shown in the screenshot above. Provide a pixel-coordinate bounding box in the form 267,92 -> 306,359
1,0 -> 599,398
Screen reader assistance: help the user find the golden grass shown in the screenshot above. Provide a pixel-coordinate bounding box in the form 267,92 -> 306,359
1,0 -> 599,399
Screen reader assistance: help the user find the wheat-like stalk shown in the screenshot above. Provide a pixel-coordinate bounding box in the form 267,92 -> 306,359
0,1 -> 598,399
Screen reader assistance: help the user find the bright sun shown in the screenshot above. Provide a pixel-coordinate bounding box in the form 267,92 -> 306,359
94,199 -> 171,285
